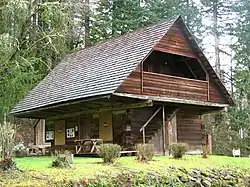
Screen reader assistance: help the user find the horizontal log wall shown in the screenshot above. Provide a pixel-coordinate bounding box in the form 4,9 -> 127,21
143,72 -> 208,101
117,71 -> 209,102
177,113 -> 204,148
117,69 -> 228,104
209,80 -> 227,104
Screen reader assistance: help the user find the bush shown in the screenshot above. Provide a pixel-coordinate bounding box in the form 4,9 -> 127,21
171,142 -> 188,159
13,142 -> 27,158
52,151 -> 73,168
0,157 -> 16,171
136,144 -> 154,162
97,144 -> 122,163
202,145 -> 210,158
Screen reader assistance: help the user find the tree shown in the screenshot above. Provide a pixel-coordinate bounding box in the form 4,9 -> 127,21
0,0 -> 87,122
0,122 -> 16,159
90,0 -> 147,43
90,0 -> 204,44
201,0 -> 234,77
229,0 -> 250,155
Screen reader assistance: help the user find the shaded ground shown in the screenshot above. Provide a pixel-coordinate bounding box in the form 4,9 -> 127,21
0,155 -> 250,186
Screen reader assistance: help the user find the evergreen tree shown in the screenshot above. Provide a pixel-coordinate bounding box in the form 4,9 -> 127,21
90,0 -> 204,44
229,0 -> 250,154
200,0 -> 233,77
0,0 -> 86,121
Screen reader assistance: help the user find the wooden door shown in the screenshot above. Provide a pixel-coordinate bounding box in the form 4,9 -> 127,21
54,120 -> 65,145
79,116 -> 92,139
99,112 -> 113,142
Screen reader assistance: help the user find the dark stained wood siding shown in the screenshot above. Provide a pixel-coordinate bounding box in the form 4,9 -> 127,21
143,72 -> 208,101
117,70 -> 209,102
209,80 -> 227,103
154,23 -> 197,58
112,107 -> 163,153
177,113 -> 204,148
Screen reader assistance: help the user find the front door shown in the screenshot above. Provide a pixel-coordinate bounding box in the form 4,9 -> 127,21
99,112 -> 113,142
54,120 -> 66,145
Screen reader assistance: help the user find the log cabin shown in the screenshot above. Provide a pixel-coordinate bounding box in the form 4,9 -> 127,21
10,16 -> 234,155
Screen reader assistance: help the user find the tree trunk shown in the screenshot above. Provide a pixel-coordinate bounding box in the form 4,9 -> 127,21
213,0 -> 220,77
85,0 -> 90,47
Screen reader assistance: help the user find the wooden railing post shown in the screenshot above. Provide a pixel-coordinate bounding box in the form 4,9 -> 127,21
140,107 -> 162,145
142,128 -> 145,144
162,105 -> 166,155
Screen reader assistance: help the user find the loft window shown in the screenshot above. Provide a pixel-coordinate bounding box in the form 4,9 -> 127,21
143,51 -> 206,81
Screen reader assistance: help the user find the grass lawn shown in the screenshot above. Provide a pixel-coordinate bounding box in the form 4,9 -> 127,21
1,155 -> 250,186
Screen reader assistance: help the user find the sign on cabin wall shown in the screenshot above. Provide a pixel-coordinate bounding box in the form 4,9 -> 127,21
66,118 -> 78,140
66,128 -> 75,138
46,131 -> 54,141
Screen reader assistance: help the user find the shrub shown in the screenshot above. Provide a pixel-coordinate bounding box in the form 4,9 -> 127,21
0,157 -> 16,171
97,144 -> 122,163
52,151 -> 73,168
136,144 -> 154,162
171,142 -> 188,159
13,142 -> 27,158
202,145 -> 210,158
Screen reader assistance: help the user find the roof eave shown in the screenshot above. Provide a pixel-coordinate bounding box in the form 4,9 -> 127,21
10,94 -> 111,118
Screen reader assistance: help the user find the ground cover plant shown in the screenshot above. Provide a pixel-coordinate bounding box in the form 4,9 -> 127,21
0,155 -> 250,186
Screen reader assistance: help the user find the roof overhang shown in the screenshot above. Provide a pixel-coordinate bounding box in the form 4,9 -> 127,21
113,93 -> 229,109
11,94 -> 112,118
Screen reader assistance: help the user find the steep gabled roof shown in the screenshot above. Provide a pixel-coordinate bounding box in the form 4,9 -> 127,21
11,16 -> 234,116
11,18 -> 175,115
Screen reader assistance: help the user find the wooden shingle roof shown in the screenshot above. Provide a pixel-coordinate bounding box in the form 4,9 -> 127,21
11,18 -> 175,114
11,16 -> 234,116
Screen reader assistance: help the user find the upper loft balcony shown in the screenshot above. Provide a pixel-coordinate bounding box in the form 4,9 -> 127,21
116,51 -> 227,105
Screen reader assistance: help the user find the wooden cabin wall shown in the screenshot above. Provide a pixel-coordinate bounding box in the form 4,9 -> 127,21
112,107 -> 163,153
154,22 -> 197,58
65,117 -> 78,144
79,116 -> 91,139
209,80 -> 227,104
116,70 -> 209,102
177,113 -> 205,149
35,119 -> 45,145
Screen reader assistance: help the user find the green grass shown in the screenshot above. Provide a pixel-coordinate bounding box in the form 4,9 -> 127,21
1,155 -> 250,186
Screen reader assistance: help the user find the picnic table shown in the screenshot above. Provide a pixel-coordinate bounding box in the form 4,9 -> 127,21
74,139 -> 103,154
28,143 -> 51,155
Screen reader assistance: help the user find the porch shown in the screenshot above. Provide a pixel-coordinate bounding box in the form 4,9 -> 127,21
43,101 -> 210,155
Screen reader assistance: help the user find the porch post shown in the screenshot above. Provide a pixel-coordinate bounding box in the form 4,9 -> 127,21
172,115 -> 177,143
162,105 -> 166,155
142,128 -> 146,144
207,134 -> 212,154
